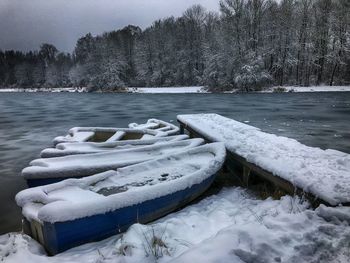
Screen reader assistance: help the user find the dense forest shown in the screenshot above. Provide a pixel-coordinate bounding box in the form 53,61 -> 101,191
0,0 -> 349,91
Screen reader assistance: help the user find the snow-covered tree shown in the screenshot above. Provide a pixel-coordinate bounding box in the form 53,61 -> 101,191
1,0 -> 349,90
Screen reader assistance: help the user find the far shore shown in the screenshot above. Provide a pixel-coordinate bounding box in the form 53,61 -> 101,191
1,86 -> 350,94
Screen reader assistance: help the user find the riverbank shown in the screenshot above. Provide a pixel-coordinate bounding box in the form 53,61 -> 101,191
1,187 -> 350,262
1,85 -> 350,93
263,86 -> 350,93
0,87 -> 87,93
126,86 -> 206,93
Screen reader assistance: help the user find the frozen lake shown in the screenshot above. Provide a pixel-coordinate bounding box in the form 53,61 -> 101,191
0,92 -> 349,234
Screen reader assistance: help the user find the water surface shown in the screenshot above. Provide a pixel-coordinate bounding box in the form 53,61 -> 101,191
0,92 -> 349,234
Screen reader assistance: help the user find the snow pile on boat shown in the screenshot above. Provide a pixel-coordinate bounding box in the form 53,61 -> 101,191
41,134 -> 189,158
129,118 -> 180,136
4,187 -> 350,262
53,128 -> 94,145
178,113 -> 350,205
16,143 -> 226,223
53,127 -> 165,145
22,138 -> 204,180
53,119 -> 179,145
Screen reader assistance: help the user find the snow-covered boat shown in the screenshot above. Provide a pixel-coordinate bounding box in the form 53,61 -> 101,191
53,127 -> 164,146
53,119 -> 179,146
23,139 -> 204,187
41,134 -> 189,158
129,118 -> 179,136
16,142 -> 226,255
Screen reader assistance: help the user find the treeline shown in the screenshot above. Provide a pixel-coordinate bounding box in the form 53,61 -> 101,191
0,0 -> 349,91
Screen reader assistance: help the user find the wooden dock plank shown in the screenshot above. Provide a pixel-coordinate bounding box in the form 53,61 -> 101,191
178,117 -> 348,207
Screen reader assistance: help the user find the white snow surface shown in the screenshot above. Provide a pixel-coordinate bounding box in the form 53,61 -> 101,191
0,87 -> 87,93
1,85 -> 349,94
22,138 -> 204,179
126,86 -> 206,93
4,187 -> 350,262
41,135 -> 189,158
53,127 -> 164,145
264,85 -> 350,92
129,118 -> 180,136
177,113 -> 350,205
16,143 -> 226,223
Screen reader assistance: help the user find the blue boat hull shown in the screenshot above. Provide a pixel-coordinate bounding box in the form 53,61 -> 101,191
24,173 -> 217,255
26,177 -> 85,188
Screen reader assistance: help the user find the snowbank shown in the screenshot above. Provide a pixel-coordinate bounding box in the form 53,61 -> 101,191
178,113 -> 350,205
0,87 -> 87,93
4,187 -> 350,262
265,85 -> 350,93
1,85 -> 349,93
126,87 -> 206,93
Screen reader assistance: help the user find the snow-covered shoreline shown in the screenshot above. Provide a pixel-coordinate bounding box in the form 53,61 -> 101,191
126,86 -> 207,93
0,87 -> 87,93
1,85 -> 350,93
2,187 -> 350,262
262,85 -> 350,93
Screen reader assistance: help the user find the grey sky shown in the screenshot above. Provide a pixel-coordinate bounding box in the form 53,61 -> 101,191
0,0 -> 219,53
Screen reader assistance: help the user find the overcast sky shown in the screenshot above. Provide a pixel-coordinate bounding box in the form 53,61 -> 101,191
0,0 -> 219,53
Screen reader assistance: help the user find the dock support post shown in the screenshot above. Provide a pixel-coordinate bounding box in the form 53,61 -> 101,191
243,166 -> 251,187
180,124 -> 184,134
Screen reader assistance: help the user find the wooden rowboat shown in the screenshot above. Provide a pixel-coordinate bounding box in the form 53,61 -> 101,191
16,142 -> 226,255
53,127 -> 165,146
23,139 -> 204,187
41,134 -> 189,158
53,119 -> 179,146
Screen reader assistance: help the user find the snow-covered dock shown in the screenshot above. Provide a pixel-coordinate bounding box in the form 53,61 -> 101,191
178,113 -> 350,206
